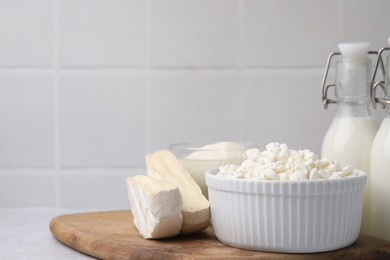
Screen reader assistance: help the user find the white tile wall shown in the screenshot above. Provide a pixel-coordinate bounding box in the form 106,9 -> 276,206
58,72 -> 147,167
150,0 -> 239,68
0,170 -> 56,207
0,0 -> 53,67
342,0 -> 390,50
58,169 -> 142,209
241,0 -> 341,68
150,71 -> 240,150
0,73 -> 55,167
240,69 -> 334,155
58,0 -> 146,67
0,0 -> 389,208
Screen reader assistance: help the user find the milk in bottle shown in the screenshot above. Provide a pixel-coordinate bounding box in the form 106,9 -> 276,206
370,38 -> 390,241
321,42 -> 379,235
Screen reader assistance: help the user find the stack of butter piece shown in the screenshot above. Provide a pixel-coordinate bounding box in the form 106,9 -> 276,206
125,150 -> 210,239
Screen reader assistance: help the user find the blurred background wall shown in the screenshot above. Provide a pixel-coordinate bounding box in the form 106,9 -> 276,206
0,0 -> 389,209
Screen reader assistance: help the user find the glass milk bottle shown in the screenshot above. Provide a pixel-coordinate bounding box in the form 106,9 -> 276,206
370,38 -> 390,241
321,42 -> 379,235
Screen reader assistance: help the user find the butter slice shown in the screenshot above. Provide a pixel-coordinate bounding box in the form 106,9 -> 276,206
125,175 -> 183,239
146,150 -> 211,234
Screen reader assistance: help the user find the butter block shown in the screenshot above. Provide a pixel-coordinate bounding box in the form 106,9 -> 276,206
146,150 -> 211,234
125,175 -> 183,239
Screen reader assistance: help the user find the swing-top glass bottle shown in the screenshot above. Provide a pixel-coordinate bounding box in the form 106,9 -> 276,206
370,38 -> 390,241
321,42 -> 379,235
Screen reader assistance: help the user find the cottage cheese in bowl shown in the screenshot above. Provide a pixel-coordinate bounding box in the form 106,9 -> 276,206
217,142 -> 358,181
206,143 -> 367,253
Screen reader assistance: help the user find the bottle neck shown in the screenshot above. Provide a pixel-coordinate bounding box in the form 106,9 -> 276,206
335,99 -> 373,117
334,56 -> 372,117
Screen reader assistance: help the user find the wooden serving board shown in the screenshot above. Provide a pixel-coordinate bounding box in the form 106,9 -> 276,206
50,210 -> 390,260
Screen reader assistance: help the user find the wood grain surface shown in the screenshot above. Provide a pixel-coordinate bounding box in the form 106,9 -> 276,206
50,210 -> 390,260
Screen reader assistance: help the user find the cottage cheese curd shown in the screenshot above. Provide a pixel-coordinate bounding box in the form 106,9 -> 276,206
217,143 -> 357,181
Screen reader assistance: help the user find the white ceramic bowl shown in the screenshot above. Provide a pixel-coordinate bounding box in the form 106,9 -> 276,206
206,169 -> 367,253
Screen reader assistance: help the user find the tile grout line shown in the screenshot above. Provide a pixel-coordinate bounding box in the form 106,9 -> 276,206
53,0 -> 61,208
338,0 -> 344,40
237,0 -> 243,71
238,0 -> 244,142
145,0 -> 152,152
0,67 -> 324,73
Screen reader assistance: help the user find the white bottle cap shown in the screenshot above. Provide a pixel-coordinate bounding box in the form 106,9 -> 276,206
338,42 -> 370,59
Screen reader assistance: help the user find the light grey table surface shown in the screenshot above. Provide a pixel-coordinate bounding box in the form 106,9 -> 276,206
0,208 -> 107,260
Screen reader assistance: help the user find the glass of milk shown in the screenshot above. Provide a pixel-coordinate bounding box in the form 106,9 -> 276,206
170,142 -> 255,198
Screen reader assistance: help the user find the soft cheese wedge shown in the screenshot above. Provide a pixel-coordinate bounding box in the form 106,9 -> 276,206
146,150 -> 211,234
125,175 -> 183,239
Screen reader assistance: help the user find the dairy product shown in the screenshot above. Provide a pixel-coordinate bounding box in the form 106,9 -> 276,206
370,117 -> 390,241
179,142 -> 246,198
218,142 -> 358,180
321,117 -> 378,171
146,150 -> 210,234
125,175 -> 183,239
321,116 -> 378,234
185,142 -> 246,160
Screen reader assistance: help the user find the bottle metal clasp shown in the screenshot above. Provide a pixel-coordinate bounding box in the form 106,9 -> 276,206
321,52 -> 340,109
371,47 -> 390,109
